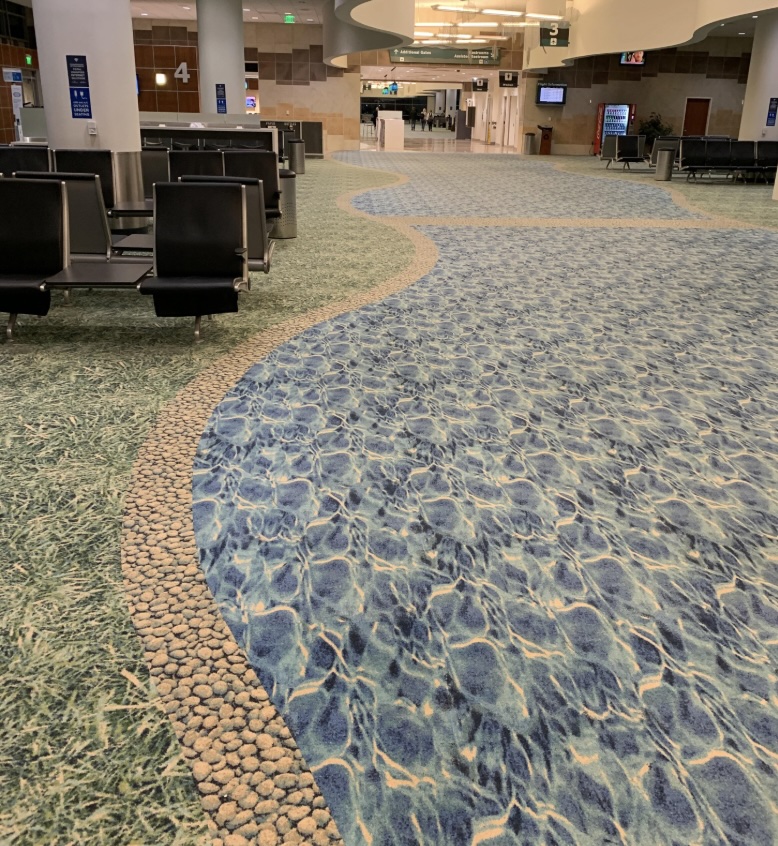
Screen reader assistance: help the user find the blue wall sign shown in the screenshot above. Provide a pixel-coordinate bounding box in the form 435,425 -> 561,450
69,86 -> 92,119
66,54 -> 89,87
215,83 -> 227,114
767,97 -> 778,128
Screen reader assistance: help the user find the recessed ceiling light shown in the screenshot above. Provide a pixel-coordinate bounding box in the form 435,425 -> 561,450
307,17 -> 313,20
739,31 -> 746,35
414,30 -> 434,36
141,11 -> 148,15
252,15 -> 258,19
752,14 -> 758,17
458,21 -> 499,26
480,8 -> 523,15
182,5 -> 190,9
434,5 -> 480,12
525,12 -> 563,20
416,21 -> 453,26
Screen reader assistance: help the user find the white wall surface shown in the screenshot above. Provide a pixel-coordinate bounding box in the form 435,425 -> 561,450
526,0 -> 778,69
739,10 -> 778,140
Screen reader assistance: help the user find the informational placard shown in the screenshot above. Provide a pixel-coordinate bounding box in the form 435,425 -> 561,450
499,71 -> 519,88
390,46 -> 499,66
767,97 -> 778,128
540,25 -> 570,47
215,83 -> 227,114
474,78 -> 488,92
11,84 -> 23,119
69,86 -> 92,119
3,67 -> 22,82
66,54 -> 89,87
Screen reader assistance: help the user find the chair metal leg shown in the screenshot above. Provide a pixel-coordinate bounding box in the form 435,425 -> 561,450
194,315 -> 202,341
6,313 -> 18,341
63,288 -> 71,305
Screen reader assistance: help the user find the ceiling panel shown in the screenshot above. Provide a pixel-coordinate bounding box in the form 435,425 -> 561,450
131,0 -> 324,25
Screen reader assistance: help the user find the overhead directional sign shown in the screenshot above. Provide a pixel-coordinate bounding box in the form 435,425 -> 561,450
540,24 -> 570,47
389,46 -> 499,66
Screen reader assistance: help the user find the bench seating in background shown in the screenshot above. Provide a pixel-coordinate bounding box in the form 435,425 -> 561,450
141,149 -> 170,200
0,178 -> 68,340
139,182 -> 249,341
681,138 -> 778,181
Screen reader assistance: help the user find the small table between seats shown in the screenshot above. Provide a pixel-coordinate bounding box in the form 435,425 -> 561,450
47,262 -> 153,290
109,199 -> 154,218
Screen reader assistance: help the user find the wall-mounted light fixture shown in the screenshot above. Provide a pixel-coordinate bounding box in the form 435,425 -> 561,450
155,73 -> 168,85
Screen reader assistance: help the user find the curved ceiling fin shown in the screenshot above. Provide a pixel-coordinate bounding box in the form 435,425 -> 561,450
323,0 -> 414,67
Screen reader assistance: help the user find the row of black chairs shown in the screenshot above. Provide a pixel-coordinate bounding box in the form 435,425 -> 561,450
0,179 -> 254,341
680,138 -> 778,181
0,146 -> 285,220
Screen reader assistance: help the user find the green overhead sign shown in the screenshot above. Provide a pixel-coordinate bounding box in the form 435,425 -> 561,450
389,46 -> 499,65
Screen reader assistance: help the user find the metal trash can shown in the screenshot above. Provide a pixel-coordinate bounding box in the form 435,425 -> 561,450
273,169 -> 297,239
523,132 -> 536,155
655,148 -> 674,181
287,139 -> 305,175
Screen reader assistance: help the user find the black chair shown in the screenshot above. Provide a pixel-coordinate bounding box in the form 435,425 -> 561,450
139,182 -> 248,340
680,139 -> 708,180
141,149 -> 170,200
168,150 -> 224,181
53,149 -> 115,209
181,175 -> 274,273
705,140 -> 732,172
650,136 -> 680,168
757,141 -> 778,179
0,144 -> 50,173
730,141 -> 758,179
615,135 -> 646,169
0,178 -> 68,340
224,150 -> 282,220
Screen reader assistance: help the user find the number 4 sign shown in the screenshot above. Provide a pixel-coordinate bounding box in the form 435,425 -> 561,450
174,62 -> 190,84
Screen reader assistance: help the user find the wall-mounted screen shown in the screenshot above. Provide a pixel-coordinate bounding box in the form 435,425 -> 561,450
620,51 -> 645,65
246,96 -> 257,109
536,83 -> 567,105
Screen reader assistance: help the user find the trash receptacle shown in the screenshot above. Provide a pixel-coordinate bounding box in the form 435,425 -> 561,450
655,148 -> 674,181
273,169 -> 297,239
538,125 -> 553,155
287,138 -> 305,175
523,132 -> 536,155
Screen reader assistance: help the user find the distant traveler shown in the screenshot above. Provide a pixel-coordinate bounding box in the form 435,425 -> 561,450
427,111 -> 434,132
420,108 -> 427,131
372,106 -> 378,129
410,109 -> 417,131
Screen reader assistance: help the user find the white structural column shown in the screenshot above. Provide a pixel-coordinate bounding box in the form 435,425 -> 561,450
740,10 -> 778,141
738,11 -> 778,200
32,0 -> 143,205
33,0 -> 140,152
196,0 -> 246,115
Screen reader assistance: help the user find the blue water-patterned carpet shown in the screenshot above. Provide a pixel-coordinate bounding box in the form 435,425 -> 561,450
194,156 -> 778,846
335,152 -> 703,220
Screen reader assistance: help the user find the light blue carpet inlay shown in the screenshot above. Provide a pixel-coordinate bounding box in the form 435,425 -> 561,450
334,152 -> 704,220
194,222 -> 778,846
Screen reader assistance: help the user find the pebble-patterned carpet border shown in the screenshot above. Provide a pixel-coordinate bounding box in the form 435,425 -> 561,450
121,156 -> 767,846
120,174 -> 438,846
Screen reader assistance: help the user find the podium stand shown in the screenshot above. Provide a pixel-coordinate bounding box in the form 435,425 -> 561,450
538,125 -> 553,155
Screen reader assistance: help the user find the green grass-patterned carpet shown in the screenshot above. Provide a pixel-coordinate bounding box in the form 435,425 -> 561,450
0,160 -> 411,845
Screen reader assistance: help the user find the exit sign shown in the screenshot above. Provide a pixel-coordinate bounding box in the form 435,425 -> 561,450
284,13 -> 294,23
25,54 -> 32,66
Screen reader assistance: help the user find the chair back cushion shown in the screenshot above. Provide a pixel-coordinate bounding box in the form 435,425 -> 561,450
154,182 -> 245,279
680,139 -> 707,167
168,150 -> 224,181
757,141 -> 778,168
15,171 -> 110,257
224,151 -> 280,209
53,149 -> 115,208
141,149 -> 170,199
705,140 -> 731,167
179,175 -> 265,262
0,178 -> 67,274
0,145 -> 50,173
730,141 -> 756,168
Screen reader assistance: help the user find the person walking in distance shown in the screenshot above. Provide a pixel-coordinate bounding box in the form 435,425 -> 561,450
410,108 -> 417,131
420,108 -> 427,131
427,110 -> 434,132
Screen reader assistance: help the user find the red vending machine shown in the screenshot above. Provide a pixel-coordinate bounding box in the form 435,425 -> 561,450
594,103 -> 636,155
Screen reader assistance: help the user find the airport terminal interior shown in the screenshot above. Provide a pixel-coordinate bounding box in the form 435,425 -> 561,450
1,1 -> 777,845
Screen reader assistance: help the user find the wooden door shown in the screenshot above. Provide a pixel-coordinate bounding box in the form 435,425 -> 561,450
683,98 -> 710,136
